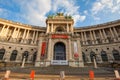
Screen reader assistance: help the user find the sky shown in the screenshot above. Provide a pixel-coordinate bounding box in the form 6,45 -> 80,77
0,0 -> 120,27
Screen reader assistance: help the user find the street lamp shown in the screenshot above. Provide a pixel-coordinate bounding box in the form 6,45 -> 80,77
21,56 -> 26,68
93,56 -> 98,69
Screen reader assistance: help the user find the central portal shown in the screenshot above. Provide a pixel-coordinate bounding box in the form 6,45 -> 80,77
54,42 -> 66,60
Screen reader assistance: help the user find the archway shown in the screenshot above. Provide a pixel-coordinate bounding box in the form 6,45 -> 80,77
112,49 -> 120,61
22,51 -> 29,61
55,27 -> 65,32
90,51 -> 96,62
10,50 -> 18,61
82,52 -> 86,63
0,48 -> 5,60
54,42 -> 66,60
101,50 -> 108,62
33,51 -> 37,62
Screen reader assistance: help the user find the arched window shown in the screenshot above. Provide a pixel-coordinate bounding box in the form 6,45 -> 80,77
22,51 -> 29,61
90,51 -> 96,62
101,51 -> 108,62
54,42 -> 66,60
10,50 -> 18,61
0,48 -> 5,60
112,49 -> 120,61
33,51 -> 37,62
82,52 -> 86,62
55,27 -> 65,32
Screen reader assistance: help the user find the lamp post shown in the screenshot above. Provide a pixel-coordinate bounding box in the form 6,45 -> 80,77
21,56 -> 26,68
93,56 -> 98,69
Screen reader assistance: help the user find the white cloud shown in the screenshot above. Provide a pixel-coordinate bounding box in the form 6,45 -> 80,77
83,10 -> 88,15
91,0 -> 120,21
51,0 -> 86,26
0,0 -> 86,27
73,15 -> 86,22
92,0 -> 120,15
18,0 -> 51,26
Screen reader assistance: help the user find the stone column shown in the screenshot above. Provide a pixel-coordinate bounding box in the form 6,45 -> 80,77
31,31 -> 35,44
99,29 -> 104,43
102,29 -> 109,43
26,30 -> 30,39
0,25 -> 6,36
46,37 -> 52,67
16,28 -> 20,38
4,25 -> 9,37
47,38 -> 52,60
34,31 -> 38,44
46,23 -> 49,33
51,23 -> 53,32
90,31 -> 94,44
77,38 -> 84,67
84,32 -> 88,45
110,27 -> 116,42
24,30 -> 30,44
113,27 -> 120,41
67,23 -> 69,32
71,24 -> 74,33
35,37 -> 42,67
68,38 -> 72,60
93,30 -> 98,44
21,29 -> 26,43
9,27 -> 17,42
81,32 -> 85,45
12,27 -> 17,38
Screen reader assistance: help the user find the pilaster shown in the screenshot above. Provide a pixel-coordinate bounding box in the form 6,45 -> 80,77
35,37 -> 42,67
77,38 -> 84,67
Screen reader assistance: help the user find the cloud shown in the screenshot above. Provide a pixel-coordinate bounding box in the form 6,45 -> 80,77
0,0 -> 86,27
89,0 -> 120,26
51,0 -> 86,26
92,0 -> 120,15
17,0 -> 51,26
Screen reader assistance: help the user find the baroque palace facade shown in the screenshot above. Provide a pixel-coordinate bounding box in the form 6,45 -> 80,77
0,13 -> 120,67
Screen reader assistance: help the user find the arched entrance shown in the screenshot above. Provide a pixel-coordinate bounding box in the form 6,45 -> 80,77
54,42 -> 66,60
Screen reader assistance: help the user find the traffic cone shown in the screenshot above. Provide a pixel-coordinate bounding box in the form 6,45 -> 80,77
30,70 -> 35,80
89,70 -> 94,80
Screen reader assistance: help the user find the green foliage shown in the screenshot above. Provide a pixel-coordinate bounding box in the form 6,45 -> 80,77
65,15 -> 72,19
47,15 -> 54,19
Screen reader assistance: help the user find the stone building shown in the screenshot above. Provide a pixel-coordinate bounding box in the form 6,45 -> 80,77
0,13 -> 120,67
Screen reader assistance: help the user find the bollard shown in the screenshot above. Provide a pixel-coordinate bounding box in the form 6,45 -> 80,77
30,70 -> 35,80
114,70 -> 120,80
60,71 -> 65,80
4,70 -> 11,80
89,70 -> 94,80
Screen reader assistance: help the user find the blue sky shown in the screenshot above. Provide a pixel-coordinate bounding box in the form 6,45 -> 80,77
0,0 -> 120,27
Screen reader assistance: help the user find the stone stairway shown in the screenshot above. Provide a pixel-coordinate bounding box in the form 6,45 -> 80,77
1,65 -> 117,77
